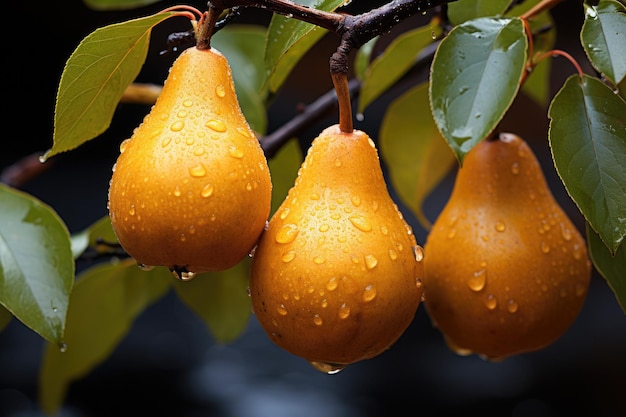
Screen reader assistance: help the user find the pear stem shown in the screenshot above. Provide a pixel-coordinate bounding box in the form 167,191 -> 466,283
330,37 -> 353,134
196,4 -> 223,50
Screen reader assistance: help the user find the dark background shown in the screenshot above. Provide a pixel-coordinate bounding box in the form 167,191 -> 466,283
2,1 -> 625,416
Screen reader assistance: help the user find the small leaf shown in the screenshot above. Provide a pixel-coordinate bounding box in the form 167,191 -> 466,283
358,23 -> 441,114
173,260 -> 252,343
587,223 -> 626,314
82,0 -> 161,10
212,25 -> 270,134
448,0 -> 511,25
548,74 -> 626,253
265,0 -> 345,93
354,36 -> 378,81
38,260 -> 171,416
380,82 -> 457,230
0,184 -> 73,344
70,215 -> 119,259
582,0 -> 626,86
47,12 -> 179,159
429,17 -> 527,162
268,138 -> 304,216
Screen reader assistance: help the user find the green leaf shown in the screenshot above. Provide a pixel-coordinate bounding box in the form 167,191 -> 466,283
587,223 -> 626,314
212,25 -> 270,134
268,138 -> 304,216
354,36 -> 378,81
265,0 -> 345,93
173,259 -> 252,343
548,74 -> 626,253
380,82 -> 457,230
0,304 -> 12,332
0,184 -> 74,345
581,0 -> 626,86
39,260 -> 171,416
70,215 -> 118,259
448,0 -> 511,25
83,0 -> 161,10
429,17 -> 528,162
46,11 -> 179,160
358,23 -> 441,114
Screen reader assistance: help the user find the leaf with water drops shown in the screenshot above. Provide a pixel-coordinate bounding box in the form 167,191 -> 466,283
358,23 -> 441,114
581,0 -> 626,86
447,0 -> 511,25
380,82 -> 456,230
264,0 -> 346,93
429,17 -> 527,163
38,259 -> 171,416
587,223 -> 626,314
0,184 -> 73,345
47,11 -> 178,160
212,25 -> 270,134
548,74 -> 626,254
173,259 -> 252,343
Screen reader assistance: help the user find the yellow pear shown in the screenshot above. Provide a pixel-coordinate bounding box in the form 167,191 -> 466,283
423,132 -> 591,360
249,124 -> 424,372
108,46 -> 272,277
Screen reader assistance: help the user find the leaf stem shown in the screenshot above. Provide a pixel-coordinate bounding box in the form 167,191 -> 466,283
535,49 -> 585,79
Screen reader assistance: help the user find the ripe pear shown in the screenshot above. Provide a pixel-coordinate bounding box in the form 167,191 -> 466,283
108,46 -> 271,277
249,124 -> 424,371
423,132 -> 591,360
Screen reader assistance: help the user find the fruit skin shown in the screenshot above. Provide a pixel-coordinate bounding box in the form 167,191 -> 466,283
108,46 -> 271,274
250,124 -> 424,367
423,132 -> 591,360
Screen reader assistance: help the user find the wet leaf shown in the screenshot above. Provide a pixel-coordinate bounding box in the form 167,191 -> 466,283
173,259 -> 252,343
587,223 -> 626,314
548,74 -> 626,253
581,0 -> 626,86
429,17 -> 527,163
358,23 -> 441,114
39,260 -> 171,416
48,12 -> 179,159
265,0 -> 345,93
448,0 -> 511,25
380,82 -> 456,230
0,184 -> 73,344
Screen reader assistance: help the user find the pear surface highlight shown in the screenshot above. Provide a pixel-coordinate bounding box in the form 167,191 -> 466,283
423,132 -> 591,360
250,124 -> 424,369
108,46 -> 272,275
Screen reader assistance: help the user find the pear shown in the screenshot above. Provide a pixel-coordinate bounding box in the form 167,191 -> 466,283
249,124 -> 424,371
423,132 -> 591,360
108,46 -> 271,278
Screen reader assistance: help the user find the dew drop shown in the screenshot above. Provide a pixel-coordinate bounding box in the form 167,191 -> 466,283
275,224 -> 299,243
326,277 -> 338,291
201,183 -> 214,197
506,299 -> 519,313
314,256 -> 325,264
388,249 -> 398,260
170,120 -> 184,131
277,304 -> 288,316
351,195 -> 361,207
279,207 -> 291,220
413,245 -> 425,262
365,254 -> 378,269
319,224 -> 330,232
338,303 -> 350,319
309,361 -> 345,374
228,146 -> 244,159
334,158 -> 342,167
468,269 -> 487,292
495,222 -> 506,232
560,223 -> 573,241
313,314 -> 323,326
362,285 -> 377,302
206,119 -> 227,132
236,126 -> 251,137
59,342 -> 68,353
380,226 -> 389,235
447,228 -> 457,239
183,99 -> 193,107
540,241 -> 551,254
119,138 -> 130,153
484,293 -> 497,310
511,162 -> 520,175
173,186 -> 181,197
172,269 -> 197,281
215,84 -> 226,97
281,251 -> 296,263
349,216 -> 372,232
189,163 -> 207,177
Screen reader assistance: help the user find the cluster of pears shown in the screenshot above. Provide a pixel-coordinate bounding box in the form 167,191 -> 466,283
107,45 -> 272,278
249,124 -> 425,373
423,132 -> 591,360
